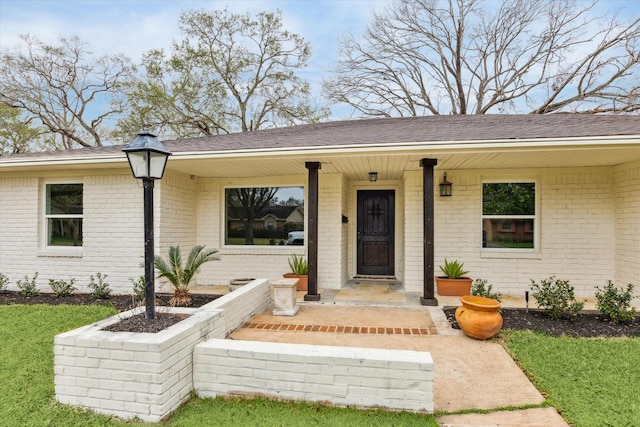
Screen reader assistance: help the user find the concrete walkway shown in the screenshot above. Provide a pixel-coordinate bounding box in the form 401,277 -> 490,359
229,303 -> 570,427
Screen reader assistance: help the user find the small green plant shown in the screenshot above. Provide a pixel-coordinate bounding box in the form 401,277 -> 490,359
48,278 -> 77,297
155,245 -> 220,306
439,259 -> 469,279
288,254 -> 309,275
16,272 -> 40,297
595,281 -> 636,324
471,278 -> 502,302
88,273 -> 111,299
129,275 -> 145,304
530,276 -> 584,319
0,273 -> 8,293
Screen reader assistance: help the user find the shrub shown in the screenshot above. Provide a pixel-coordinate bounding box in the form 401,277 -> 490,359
129,276 -> 145,304
88,273 -> 111,299
48,278 -> 77,297
0,273 -> 8,293
530,276 -> 584,319
439,259 -> 469,279
471,278 -> 502,302
595,281 -> 636,324
17,272 -> 40,297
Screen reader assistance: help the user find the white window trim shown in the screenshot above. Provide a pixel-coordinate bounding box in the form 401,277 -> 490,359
221,182 -> 306,253
480,178 -> 540,259
40,180 -> 84,255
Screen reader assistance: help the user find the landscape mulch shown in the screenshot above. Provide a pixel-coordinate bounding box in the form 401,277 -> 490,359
2,291 -> 638,337
0,291 -> 220,333
443,306 -> 640,338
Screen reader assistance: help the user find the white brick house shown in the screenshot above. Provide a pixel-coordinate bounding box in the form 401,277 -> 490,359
1,115 -> 639,301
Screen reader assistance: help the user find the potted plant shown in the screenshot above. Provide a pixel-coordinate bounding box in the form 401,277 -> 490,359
435,258 -> 473,296
283,254 -> 308,291
228,278 -> 256,292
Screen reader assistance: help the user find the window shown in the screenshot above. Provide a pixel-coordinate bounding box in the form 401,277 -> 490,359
482,182 -> 535,250
225,186 -> 304,246
45,183 -> 83,247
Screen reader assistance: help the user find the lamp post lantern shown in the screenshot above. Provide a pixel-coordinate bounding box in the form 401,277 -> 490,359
439,172 -> 452,197
122,130 -> 172,319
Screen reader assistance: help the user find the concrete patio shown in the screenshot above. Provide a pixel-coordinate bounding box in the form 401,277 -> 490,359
219,281 -> 573,427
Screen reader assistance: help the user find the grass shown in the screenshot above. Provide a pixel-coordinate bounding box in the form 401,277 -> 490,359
0,304 -> 437,426
501,330 -> 640,427
166,396 -> 438,426
490,241 -> 533,249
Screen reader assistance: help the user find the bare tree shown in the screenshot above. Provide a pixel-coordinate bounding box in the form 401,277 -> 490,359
0,35 -> 136,149
323,0 -> 640,116
117,8 -> 329,140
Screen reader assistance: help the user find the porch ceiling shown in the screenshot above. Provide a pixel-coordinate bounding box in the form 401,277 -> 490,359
166,145 -> 640,180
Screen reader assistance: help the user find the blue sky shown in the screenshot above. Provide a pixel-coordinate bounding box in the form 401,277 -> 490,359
1,0 -> 638,121
0,0 -> 394,120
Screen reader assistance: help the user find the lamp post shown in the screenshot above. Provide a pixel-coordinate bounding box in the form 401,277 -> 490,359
122,131 -> 172,319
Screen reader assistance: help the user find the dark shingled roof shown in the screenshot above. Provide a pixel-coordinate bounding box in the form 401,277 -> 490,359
162,114 -> 640,152
3,115 -> 640,160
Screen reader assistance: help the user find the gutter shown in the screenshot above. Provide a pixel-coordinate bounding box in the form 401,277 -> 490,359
1,134 -> 639,170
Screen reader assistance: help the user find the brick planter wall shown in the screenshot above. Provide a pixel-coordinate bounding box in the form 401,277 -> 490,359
193,339 -> 434,413
54,279 -> 271,422
55,278 -> 435,421
54,307 -> 218,422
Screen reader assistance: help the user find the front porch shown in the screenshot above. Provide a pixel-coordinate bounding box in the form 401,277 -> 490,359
55,278 -> 579,425
190,280 -> 599,310
225,279 -> 570,426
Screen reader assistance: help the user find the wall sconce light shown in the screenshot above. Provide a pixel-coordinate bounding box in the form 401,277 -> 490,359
368,171 -> 378,182
439,172 -> 452,197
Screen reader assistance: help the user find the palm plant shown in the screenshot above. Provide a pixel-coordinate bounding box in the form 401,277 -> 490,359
154,245 -> 219,306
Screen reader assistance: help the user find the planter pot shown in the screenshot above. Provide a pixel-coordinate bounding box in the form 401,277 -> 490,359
435,277 -> 473,296
455,295 -> 503,340
229,278 -> 255,292
282,273 -> 308,291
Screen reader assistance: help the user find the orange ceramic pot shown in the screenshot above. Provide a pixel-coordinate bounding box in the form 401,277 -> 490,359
435,277 -> 473,296
282,273 -> 308,291
455,295 -> 503,340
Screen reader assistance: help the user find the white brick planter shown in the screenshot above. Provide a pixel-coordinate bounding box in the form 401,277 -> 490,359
54,279 -> 271,422
193,339 -> 435,413
54,278 -> 435,421
54,307 -> 220,422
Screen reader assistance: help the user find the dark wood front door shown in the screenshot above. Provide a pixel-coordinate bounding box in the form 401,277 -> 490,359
357,190 -> 395,276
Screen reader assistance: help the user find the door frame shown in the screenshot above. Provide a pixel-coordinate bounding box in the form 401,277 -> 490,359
350,184 -> 401,279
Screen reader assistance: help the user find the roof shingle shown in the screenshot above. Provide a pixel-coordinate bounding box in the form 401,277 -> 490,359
2,115 -> 639,161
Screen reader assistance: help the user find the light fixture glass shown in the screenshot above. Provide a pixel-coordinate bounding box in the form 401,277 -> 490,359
122,130 -> 172,180
368,171 -> 378,182
439,172 -> 452,197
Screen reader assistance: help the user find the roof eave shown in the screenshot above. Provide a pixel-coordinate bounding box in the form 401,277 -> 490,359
0,134 -> 638,170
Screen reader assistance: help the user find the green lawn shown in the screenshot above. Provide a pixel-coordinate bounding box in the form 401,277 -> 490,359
490,241 -> 533,249
0,304 -> 437,426
6,304 -> 635,426
501,330 -> 640,427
